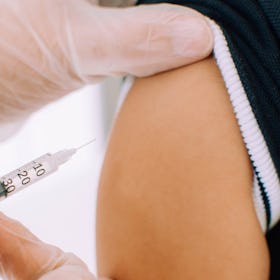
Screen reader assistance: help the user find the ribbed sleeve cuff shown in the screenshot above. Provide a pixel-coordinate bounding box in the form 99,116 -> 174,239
209,20 -> 280,232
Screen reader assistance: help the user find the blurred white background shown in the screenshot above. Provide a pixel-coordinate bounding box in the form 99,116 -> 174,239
0,78 -> 123,276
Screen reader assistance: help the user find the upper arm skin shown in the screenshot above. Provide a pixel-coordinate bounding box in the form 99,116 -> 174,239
96,57 -> 270,280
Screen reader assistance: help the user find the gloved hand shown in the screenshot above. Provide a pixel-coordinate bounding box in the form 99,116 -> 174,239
0,212 -> 108,280
0,0 -> 212,122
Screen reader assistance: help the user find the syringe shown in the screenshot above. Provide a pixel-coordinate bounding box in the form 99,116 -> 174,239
0,139 -> 95,200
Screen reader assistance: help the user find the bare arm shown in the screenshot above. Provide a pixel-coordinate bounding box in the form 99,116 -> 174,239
96,57 -> 269,280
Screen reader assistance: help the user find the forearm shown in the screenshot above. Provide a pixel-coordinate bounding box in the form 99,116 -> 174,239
96,57 -> 269,279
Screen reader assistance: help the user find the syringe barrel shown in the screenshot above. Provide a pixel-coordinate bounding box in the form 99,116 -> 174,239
0,153 -> 58,200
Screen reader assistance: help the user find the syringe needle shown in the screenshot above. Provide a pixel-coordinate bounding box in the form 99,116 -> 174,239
75,138 -> 96,151
52,138 -> 96,166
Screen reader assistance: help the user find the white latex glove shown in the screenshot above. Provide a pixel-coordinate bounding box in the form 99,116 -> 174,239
0,0 -> 212,122
0,212 -> 108,280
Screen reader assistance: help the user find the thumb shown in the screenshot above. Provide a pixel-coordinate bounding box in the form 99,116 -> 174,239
0,212 -> 94,280
68,3 -> 213,78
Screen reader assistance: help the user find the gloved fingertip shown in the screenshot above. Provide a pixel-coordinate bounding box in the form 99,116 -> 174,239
171,16 -> 213,58
0,211 -> 7,218
198,18 -> 214,55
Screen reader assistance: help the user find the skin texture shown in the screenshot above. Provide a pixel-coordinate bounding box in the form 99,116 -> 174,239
96,56 -> 270,280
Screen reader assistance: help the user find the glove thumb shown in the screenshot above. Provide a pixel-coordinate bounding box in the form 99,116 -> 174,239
69,3 -> 213,78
